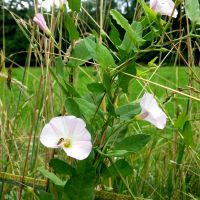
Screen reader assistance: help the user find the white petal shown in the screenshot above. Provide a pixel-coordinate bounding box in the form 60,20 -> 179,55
63,141 -> 92,160
140,93 -> 167,129
156,114 -> 167,129
168,0 -> 179,18
40,116 -> 71,148
62,116 -> 88,140
150,0 -> 158,10
40,123 -> 61,148
72,128 -> 92,142
150,0 -> 178,18
143,111 -> 167,129
140,93 -> 158,112
68,117 -> 86,135
49,116 -> 69,137
59,116 -> 86,138
48,116 -> 87,139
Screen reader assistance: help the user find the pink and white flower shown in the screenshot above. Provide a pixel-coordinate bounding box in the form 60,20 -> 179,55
40,116 -> 92,160
139,92 -> 167,129
150,0 -> 178,18
33,13 -> 51,36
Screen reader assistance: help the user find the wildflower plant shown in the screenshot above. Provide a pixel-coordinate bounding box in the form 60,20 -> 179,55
2,0 -> 200,199
32,0 -> 173,197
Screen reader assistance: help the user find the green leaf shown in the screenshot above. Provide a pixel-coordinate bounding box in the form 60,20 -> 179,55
116,103 -> 141,120
103,72 -> 112,93
182,121 -> 194,147
107,97 -> 116,116
50,67 -> 80,97
102,159 -> 133,178
87,83 -> 106,94
74,98 -> 103,118
68,36 -> 96,67
110,9 -> 145,47
62,160 -> 95,200
49,67 -> 68,94
64,12 -> 79,41
176,141 -> 185,169
84,36 -> 97,60
139,0 -> 165,39
38,167 -> 65,186
174,113 -> 188,130
143,26 -> 159,41
119,21 -> 143,53
105,150 -> 129,157
64,82 -> 80,97
118,61 -> 137,93
108,134 -> 151,156
175,113 -> 193,147
49,158 -> 75,175
39,191 -> 54,200
109,21 -> 122,46
68,0 -> 81,12
55,57 -> 65,76
65,98 -> 81,117
96,43 -> 116,70
108,124 -> 128,143
139,0 -> 158,23
185,0 -> 200,24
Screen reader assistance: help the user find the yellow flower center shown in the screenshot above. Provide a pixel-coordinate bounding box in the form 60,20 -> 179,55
63,138 -> 72,148
57,138 -> 72,148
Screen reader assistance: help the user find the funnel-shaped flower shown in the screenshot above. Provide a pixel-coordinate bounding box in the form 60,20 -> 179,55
150,0 -> 178,18
139,92 -> 167,129
40,116 -> 92,160
33,13 -> 51,37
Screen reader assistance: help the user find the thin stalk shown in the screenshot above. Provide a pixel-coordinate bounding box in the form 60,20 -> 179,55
18,77 -> 43,200
47,1 -> 55,117
157,0 -> 181,45
122,73 -> 200,102
58,11 -> 63,56
108,157 -> 136,199
173,11 -> 183,199
186,16 -> 195,115
138,139 -> 157,196
99,0 -> 103,43
0,2 -> 6,197
81,6 -> 115,47
25,27 -> 34,92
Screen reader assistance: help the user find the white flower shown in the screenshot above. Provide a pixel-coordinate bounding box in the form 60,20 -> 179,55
139,92 -> 167,129
150,0 -> 178,18
40,116 -> 92,160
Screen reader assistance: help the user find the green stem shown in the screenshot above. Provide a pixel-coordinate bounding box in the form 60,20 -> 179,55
58,10 -> 63,56
108,157 -> 136,200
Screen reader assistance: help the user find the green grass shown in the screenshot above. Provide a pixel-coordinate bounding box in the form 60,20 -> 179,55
1,66 -> 199,122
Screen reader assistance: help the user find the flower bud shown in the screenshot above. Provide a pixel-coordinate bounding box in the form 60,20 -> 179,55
33,13 -> 51,37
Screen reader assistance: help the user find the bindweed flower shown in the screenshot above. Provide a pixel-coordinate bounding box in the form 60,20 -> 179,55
137,92 -> 167,129
40,116 -> 92,160
150,0 -> 178,18
33,13 -> 51,37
